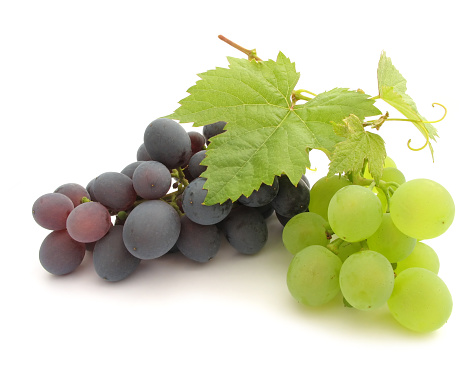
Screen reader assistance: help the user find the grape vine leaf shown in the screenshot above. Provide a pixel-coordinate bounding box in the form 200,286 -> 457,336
328,114 -> 386,183
169,53 -> 381,205
377,51 -> 438,158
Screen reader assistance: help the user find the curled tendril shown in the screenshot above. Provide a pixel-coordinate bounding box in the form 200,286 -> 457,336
306,166 -> 317,172
406,102 -> 447,151
423,103 -> 447,123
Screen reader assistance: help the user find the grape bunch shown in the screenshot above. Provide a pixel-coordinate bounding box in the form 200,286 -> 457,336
283,157 -> 455,333
32,118 -> 311,281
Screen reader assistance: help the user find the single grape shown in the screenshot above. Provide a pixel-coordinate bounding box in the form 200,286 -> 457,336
367,213 -> 416,263
328,185 -> 383,242
220,206 -> 268,255
390,178 -> 455,239
92,172 -> 137,212
54,183 -> 90,207
66,202 -> 112,243
123,200 -> 181,259
121,161 -> 143,179
203,121 -> 226,144
188,131 -> 206,154
287,245 -> 342,307
364,156 -> 397,179
255,203 -> 274,219
132,161 -> 171,200
238,177 -> 279,208
381,167 -> 406,185
39,230 -> 86,275
282,212 -> 329,255
93,226 -> 141,282
188,150 -> 207,179
308,175 -> 351,222
137,143 -> 152,161
176,216 -> 220,262
339,250 -> 394,310
395,241 -> 440,275
387,268 -> 452,332
144,118 -> 192,169
32,193 -> 74,230
271,175 -> 310,218
182,177 -> 232,225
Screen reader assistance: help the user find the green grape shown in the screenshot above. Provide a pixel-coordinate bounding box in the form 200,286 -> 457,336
335,239 -> 363,262
282,212 -> 329,255
339,250 -> 394,310
390,179 -> 455,240
308,175 -> 351,221
364,156 -> 397,179
395,241 -> 440,275
381,167 -> 406,185
287,245 -> 342,307
328,185 -> 383,242
375,187 -> 388,213
366,213 -> 416,263
388,268 -> 452,332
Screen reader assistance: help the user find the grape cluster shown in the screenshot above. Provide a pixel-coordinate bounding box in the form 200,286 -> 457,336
284,157 -> 455,333
32,118 -> 311,281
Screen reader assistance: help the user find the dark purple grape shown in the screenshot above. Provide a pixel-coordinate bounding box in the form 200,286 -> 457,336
32,193 -> 74,230
92,172 -> 137,211
93,226 -> 141,282
188,150 -> 207,178
86,179 -> 97,201
188,131 -> 206,154
203,121 -> 227,144
54,183 -> 91,207
220,206 -> 268,255
144,118 -> 192,169
132,161 -> 171,200
182,177 -> 232,225
121,161 -> 143,179
238,177 -> 279,207
137,143 -> 152,161
271,175 -> 310,218
123,200 -> 181,260
39,230 -> 86,275
66,202 -> 112,243
176,216 -> 220,263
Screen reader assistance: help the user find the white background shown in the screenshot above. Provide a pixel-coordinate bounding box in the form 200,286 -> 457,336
1,1 -> 472,364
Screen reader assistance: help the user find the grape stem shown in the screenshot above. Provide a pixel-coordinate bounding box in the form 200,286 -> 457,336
218,35 -> 262,61
326,238 -> 344,254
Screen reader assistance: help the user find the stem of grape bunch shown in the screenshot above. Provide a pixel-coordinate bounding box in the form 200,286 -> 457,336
218,35 -> 262,61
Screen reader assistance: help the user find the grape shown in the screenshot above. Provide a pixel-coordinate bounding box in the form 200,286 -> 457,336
54,183 -> 90,207
271,175 -> 310,218
66,202 -> 112,243
332,239 -> 364,262
137,143 -> 152,161
255,203 -> 274,219
328,185 -> 383,242
387,268 -> 452,332
308,175 -> 351,221
395,241 -> 440,275
32,193 -> 74,230
93,226 -> 141,282
176,216 -> 220,262
282,212 -> 329,255
339,250 -> 394,310
300,174 -> 310,189
238,177 -> 279,208
203,121 -> 226,144
220,206 -> 268,255
121,161 -> 143,179
287,245 -> 342,307
275,212 -> 291,226
92,172 -> 137,212
188,131 -> 206,154
144,118 -> 192,169
381,167 -> 406,185
366,213 -> 416,263
86,178 -> 97,201
364,156 -> 396,179
39,230 -> 86,275
132,161 -> 171,200
188,150 -> 207,179
123,200 -> 181,259
182,177 -> 232,225
390,178 -> 455,240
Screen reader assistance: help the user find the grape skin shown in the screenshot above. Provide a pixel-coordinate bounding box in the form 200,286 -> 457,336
271,175 -> 310,218
93,172 -> 137,212
308,175 -> 351,222
188,150 -> 207,179
282,212 -> 329,255
238,177 -> 279,208
132,161 -> 171,200
394,241 -> 440,275
32,193 -> 74,231
287,245 -> 342,307
339,250 -> 394,310
66,202 -> 112,243
390,178 -> 455,240
176,216 -> 220,262
388,268 -> 452,332
39,230 -> 86,275
54,183 -> 91,207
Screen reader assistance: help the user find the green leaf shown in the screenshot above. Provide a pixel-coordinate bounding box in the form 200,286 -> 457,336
328,115 -> 386,183
171,54 -> 381,205
377,51 -> 438,157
